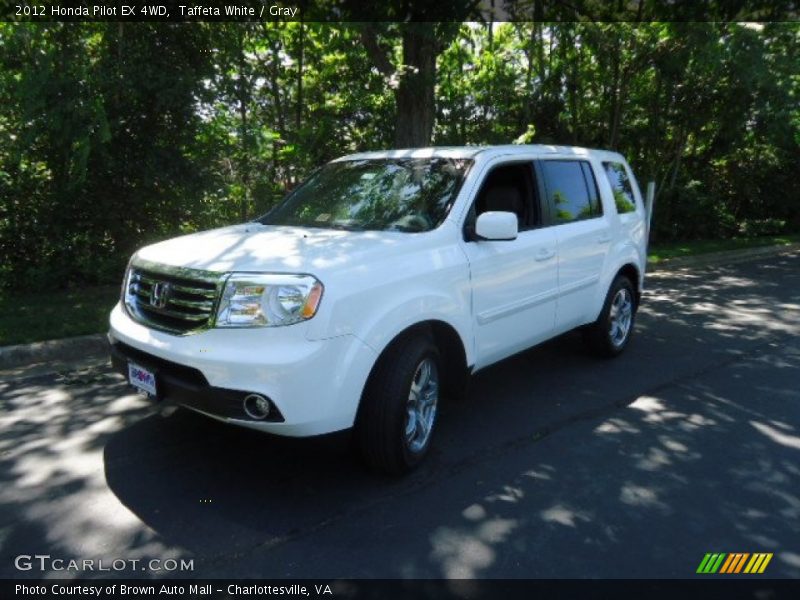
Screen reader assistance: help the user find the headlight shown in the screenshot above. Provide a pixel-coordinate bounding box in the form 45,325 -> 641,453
216,274 -> 324,328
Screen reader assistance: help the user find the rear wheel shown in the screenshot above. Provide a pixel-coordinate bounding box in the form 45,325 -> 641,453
355,334 -> 440,475
583,275 -> 636,358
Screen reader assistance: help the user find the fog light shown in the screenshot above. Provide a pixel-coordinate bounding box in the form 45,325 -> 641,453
243,394 -> 271,420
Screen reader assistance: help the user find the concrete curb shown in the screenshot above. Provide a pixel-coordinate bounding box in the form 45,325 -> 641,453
1,242 -> 798,371
648,241 -> 800,271
0,333 -> 109,371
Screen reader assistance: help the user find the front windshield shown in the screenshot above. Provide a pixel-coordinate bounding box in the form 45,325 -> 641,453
260,157 -> 472,232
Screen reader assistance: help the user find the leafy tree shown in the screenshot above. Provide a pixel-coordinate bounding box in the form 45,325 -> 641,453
1,20 -> 798,291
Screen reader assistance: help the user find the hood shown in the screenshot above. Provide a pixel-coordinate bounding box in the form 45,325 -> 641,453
134,223 -> 415,276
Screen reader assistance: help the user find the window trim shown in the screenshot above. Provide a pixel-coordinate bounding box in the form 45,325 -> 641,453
580,162 -> 603,217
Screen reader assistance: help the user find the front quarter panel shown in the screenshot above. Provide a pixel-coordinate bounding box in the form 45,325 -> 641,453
305,222 -> 474,366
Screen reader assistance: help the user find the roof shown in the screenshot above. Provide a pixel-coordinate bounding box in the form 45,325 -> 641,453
333,145 -> 626,163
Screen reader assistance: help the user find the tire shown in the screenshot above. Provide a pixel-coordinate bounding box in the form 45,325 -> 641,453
355,334 -> 441,475
583,275 -> 637,358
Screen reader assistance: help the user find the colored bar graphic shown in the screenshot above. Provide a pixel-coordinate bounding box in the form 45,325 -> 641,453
720,552 -> 750,573
696,553 -> 714,573
719,554 -> 735,573
698,552 -> 773,574
744,554 -> 762,573
697,553 -> 727,573
758,553 -> 773,573
711,553 -> 725,573
734,553 -> 749,573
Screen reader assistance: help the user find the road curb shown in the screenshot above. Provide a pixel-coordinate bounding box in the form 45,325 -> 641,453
0,333 -> 109,371
648,241 -> 800,271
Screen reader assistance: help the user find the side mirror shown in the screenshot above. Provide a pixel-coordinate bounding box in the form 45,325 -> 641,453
475,211 -> 518,241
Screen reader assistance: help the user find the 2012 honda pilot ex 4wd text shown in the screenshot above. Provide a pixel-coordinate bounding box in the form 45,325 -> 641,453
109,144 -> 648,474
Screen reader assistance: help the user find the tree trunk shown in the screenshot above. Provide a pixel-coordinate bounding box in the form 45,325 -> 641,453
263,23 -> 285,190
562,27 -> 580,143
487,1 -> 494,50
295,18 -> 304,131
536,22 -> 546,102
524,23 -> 534,122
360,23 -> 446,148
456,45 -> 466,142
394,25 -> 437,147
236,28 -> 250,221
608,33 -> 621,148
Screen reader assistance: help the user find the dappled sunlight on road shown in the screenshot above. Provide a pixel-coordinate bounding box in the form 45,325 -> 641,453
0,367 -> 189,578
414,255 -> 800,577
640,255 -> 800,346
429,516 -> 519,578
417,346 -> 800,577
539,504 -> 592,527
750,422 -> 800,450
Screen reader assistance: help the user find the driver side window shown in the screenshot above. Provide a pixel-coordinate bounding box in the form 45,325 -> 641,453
465,162 -> 539,237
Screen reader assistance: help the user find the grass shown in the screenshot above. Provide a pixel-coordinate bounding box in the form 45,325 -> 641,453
648,233 -> 800,264
1,232 -> 798,346
0,285 -> 120,347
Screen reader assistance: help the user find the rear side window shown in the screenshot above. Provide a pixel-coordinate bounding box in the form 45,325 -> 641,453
603,161 -> 637,214
539,160 -> 602,224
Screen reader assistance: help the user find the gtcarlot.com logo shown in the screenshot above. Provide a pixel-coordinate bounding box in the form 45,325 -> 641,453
14,554 -> 194,573
696,552 -> 773,574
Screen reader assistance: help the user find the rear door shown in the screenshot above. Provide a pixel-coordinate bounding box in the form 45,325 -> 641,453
536,158 -> 612,331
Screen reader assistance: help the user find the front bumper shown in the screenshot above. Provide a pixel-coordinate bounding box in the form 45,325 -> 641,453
110,340 -> 286,422
109,302 -> 377,436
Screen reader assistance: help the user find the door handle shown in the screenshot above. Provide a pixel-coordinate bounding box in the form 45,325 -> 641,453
597,234 -> 611,244
535,248 -> 556,261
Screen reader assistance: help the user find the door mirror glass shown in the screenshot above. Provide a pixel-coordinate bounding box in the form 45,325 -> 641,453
475,211 -> 518,241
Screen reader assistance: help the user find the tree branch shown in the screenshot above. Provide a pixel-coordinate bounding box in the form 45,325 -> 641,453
359,25 -> 395,77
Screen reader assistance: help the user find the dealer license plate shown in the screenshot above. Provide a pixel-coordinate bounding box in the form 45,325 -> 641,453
128,362 -> 157,397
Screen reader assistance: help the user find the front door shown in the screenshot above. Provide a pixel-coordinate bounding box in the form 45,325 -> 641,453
461,160 -> 559,369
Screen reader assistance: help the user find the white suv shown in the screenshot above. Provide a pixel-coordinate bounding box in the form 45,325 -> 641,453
109,145 -> 647,473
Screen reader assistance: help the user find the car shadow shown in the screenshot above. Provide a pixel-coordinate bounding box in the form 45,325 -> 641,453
102,403 -> 453,559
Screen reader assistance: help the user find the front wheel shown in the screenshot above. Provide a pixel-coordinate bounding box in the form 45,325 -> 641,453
583,275 -> 637,358
355,334 -> 441,475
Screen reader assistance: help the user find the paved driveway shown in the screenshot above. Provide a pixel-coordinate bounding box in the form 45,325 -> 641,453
1,253 -> 799,579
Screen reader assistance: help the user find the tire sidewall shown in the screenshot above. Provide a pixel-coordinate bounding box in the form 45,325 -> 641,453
601,276 -> 636,356
355,334 -> 442,475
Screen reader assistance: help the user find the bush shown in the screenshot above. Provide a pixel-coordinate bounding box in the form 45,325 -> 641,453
653,181 -> 738,241
738,218 -> 788,237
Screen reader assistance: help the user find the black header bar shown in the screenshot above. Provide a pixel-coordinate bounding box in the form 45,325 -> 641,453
1,0 -> 798,22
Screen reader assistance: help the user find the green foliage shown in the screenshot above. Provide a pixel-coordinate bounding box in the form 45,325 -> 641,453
648,233 -> 800,264
1,22 -> 218,289
1,21 -> 799,292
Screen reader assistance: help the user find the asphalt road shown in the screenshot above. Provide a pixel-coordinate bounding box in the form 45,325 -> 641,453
1,253 -> 799,580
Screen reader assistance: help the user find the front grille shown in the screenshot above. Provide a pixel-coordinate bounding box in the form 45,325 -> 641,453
124,263 -> 223,334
